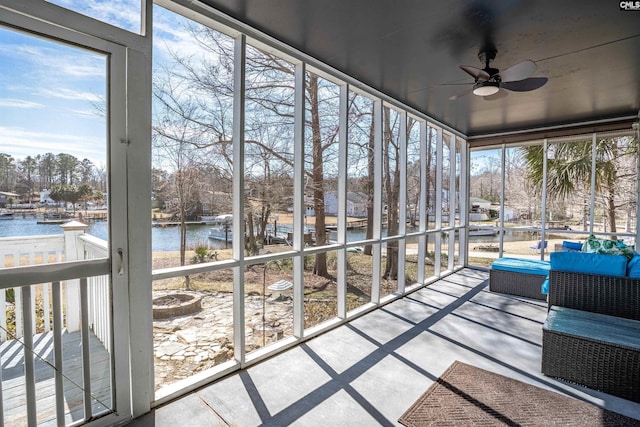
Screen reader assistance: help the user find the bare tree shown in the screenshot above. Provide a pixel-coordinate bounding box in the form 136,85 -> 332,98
153,76 -> 208,286
157,24 -> 347,275
382,108 -> 401,279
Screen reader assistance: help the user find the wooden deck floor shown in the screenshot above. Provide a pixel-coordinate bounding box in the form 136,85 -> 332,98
1,329 -> 112,426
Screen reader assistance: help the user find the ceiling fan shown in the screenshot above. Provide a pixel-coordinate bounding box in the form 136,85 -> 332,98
454,50 -> 548,99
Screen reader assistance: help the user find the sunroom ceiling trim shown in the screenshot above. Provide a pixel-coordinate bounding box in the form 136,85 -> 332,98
467,115 -> 639,148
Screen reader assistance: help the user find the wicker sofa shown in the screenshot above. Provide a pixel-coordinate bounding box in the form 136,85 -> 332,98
547,269 -> 640,320
542,264 -> 640,403
489,257 -> 549,301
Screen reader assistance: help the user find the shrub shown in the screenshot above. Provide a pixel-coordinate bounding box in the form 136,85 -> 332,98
191,245 -> 218,263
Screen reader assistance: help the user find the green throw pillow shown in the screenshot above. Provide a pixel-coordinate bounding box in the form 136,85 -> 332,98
581,235 -> 635,260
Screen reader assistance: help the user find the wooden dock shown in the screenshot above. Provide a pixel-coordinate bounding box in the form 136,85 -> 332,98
325,218 -> 367,231
152,221 -> 207,227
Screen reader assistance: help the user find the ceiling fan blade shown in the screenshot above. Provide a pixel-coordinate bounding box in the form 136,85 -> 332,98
459,65 -> 490,81
449,88 -> 472,100
499,60 -> 536,82
501,77 -> 548,92
435,82 -> 475,87
483,89 -> 508,101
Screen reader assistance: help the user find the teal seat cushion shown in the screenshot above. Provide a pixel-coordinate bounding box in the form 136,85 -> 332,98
544,307 -> 640,350
541,276 -> 549,295
627,254 -> 640,278
562,241 -> 582,252
491,257 -> 550,276
550,251 -> 627,277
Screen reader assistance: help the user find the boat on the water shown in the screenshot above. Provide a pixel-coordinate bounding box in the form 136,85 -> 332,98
468,225 -> 499,236
0,211 -> 14,220
208,214 -> 233,243
208,214 -> 311,246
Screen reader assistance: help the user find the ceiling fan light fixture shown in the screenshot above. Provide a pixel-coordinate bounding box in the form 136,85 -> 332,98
473,81 -> 499,96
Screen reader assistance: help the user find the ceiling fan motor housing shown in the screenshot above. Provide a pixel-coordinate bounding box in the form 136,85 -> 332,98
478,50 -> 500,77
473,80 -> 500,96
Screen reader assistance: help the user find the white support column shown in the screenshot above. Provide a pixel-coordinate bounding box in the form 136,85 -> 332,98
635,119 -> 640,246
293,61 -> 306,337
589,133 -> 597,235
125,40 -> 151,418
541,139 -> 549,259
459,138 -> 468,267
417,120 -> 427,283
499,144 -> 506,257
398,111 -> 407,292
232,33 -> 247,361
434,127 -> 443,276
448,134 -> 456,271
61,220 -> 88,332
371,99 -> 383,303
337,82 -> 348,318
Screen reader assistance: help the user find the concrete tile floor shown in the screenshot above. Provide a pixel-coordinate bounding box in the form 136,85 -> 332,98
128,269 -> 640,426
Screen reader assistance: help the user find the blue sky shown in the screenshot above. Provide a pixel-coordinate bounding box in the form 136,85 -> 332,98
0,2 -> 207,168
0,0 -> 143,167
0,25 -> 107,166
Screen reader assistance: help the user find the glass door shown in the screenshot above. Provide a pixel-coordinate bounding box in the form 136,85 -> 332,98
0,10 -> 130,426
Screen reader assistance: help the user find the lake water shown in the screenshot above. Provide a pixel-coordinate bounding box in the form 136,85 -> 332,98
0,217 -> 215,252
0,217 -> 530,252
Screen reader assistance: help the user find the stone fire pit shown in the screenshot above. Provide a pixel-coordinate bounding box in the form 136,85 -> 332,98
153,292 -> 203,320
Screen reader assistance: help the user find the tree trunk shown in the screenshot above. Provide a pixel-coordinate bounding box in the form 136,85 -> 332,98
364,104 -> 376,256
308,75 -> 329,276
425,130 -> 433,259
180,204 -> 191,289
245,209 -> 258,255
608,190 -> 617,239
382,108 -> 399,280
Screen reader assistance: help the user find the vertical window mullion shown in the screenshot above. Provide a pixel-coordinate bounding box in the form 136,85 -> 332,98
499,144 -> 506,257
459,138 -> 468,267
398,111 -> 407,292
337,83 -> 348,318
636,124 -> 640,245
371,99 -> 383,303
448,134 -> 456,271
541,139 -> 549,259
589,133 -> 597,235
418,120 -> 428,283
293,61 -> 306,338
232,33 -> 246,363
434,127 -> 443,277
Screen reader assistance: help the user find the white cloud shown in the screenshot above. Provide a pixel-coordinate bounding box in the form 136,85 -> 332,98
38,88 -> 103,103
0,99 -> 45,109
0,126 -> 106,164
71,108 -> 103,117
153,6 -> 234,66
0,41 -> 105,81
48,0 -> 141,33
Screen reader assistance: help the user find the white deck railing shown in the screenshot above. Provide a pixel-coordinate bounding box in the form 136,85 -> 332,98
0,233 -> 64,341
0,221 -> 112,425
0,222 -> 110,346
2,256 -> 112,426
79,233 -> 111,351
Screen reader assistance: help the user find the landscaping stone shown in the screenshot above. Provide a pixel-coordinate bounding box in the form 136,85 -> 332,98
153,290 -> 294,391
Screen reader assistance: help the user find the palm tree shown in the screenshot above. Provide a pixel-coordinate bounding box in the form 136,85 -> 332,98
521,136 -> 637,237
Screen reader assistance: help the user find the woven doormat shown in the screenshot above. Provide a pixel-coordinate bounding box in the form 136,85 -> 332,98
399,361 -> 639,426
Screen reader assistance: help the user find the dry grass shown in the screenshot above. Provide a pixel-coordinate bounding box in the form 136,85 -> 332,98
150,248 -> 446,330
